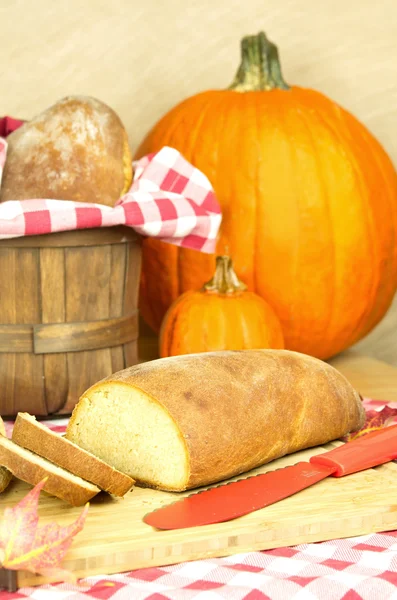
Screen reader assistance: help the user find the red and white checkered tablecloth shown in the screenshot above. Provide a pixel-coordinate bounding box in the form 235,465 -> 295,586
0,123 -> 222,253
2,398 -> 397,600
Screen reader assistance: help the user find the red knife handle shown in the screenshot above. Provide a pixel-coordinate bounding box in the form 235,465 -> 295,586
310,423 -> 397,477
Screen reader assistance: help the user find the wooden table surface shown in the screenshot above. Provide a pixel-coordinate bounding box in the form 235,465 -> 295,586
329,350 -> 397,402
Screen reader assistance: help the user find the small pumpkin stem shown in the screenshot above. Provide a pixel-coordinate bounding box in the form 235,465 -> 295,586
202,256 -> 247,294
229,31 -> 290,92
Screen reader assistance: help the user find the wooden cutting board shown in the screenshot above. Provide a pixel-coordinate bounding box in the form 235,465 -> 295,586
1,351 -> 397,589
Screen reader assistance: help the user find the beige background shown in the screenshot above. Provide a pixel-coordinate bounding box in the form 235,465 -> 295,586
1,0 -> 396,364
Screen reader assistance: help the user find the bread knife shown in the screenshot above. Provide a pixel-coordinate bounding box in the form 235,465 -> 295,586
143,424 -> 397,530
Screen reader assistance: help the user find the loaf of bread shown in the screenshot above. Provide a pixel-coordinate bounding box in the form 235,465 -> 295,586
0,417 -> 12,493
12,413 -> 135,496
0,435 -> 100,506
0,96 -> 132,206
65,350 -> 365,492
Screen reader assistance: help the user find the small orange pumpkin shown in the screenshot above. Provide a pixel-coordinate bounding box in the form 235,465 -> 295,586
159,255 -> 284,357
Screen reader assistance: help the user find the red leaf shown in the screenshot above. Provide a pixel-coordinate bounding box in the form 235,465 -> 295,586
344,406 -> 397,442
0,479 -> 89,582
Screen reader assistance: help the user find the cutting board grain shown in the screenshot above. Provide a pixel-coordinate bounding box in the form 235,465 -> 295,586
1,352 -> 397,588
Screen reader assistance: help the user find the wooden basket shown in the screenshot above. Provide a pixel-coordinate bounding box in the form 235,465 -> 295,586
0,226 -> 141,417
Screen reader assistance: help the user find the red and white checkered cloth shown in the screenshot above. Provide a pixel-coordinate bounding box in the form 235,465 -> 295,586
2,398 -> 397,600
0,128 -> 221,253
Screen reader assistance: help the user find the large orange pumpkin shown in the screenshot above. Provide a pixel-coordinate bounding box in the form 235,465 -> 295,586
136,31 -> 397,360
159,255 -> 284,357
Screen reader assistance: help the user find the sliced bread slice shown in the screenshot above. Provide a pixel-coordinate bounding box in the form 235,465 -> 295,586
12,413 -> 135,497
0,417 -> 12,493
0,435 -> 100,506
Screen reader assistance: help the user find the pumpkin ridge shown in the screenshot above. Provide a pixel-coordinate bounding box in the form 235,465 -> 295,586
217,92 -> 255,272
262,296 -> 285,347
253,89 -> 262,296
159,294 -> 180,358
218,296 -> 228,350
295,91 -> 381,355
138,96 -> 216,331
314,100 -> 378,354
338,115 -> 383,342
170,95 -> 218,299
350,117 -> 397,264
211,95 -> 228,197
140,97 -> 194,157
139,238 -> 179,332
213,297 -> 229,348
314,100 -> 381,348
344,114 -> 397,338
295,96 -> 341,352
232,296 -> 247,348
179,92 -> 223,170
243,296 -> 261,348
236,91 -> 260,289
247,91 -> 263,288
209,94 -> 230,257
175,92 -> 230,296
183,294 -> 205,355
282,92 -> 306,348
254,91 -> 299,341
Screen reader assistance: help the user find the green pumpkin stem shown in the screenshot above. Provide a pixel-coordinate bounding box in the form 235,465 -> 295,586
229,31 -> 290,92
202,256 -> 247,294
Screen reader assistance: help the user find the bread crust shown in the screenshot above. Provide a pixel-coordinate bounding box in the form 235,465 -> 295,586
0,436 -> 100,506
0,416 -> 13,493
0,466 -> 13,493
0,96 -> 132,206
12,413 -> 135,496
67,350 -> 365,491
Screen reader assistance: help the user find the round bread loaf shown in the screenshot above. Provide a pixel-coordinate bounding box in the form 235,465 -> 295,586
0,96 -> 132,206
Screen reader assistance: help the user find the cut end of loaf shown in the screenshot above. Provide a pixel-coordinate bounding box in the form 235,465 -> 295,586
66,382 -> 190,491
12,412 -> 135,496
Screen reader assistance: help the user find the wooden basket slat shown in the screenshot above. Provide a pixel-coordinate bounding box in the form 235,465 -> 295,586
64,349 -> 114,415
0,325 -> 32,352
122,233 -> 142,369
0,226 -> 142,416
110,347 -> 125,374
64,243 -> 113,413
109,243 -> 127,317
109,243 -> 129,375
0,249 -> 18,414
40,246 -> 68,414
1,227 -> 138,248
0,248 -> 17,323
14,353 -> 47,415
15,248 -> 47,414
0,355 -> 16,416
34,313 -> 138,353
123,341 -> 138,369
123,235 -> 142,313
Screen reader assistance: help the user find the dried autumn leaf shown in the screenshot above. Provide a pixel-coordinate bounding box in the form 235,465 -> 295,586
0,479 -> 88,583
344,406 -> 397,442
